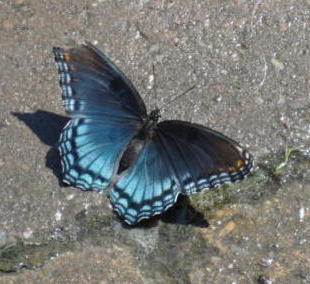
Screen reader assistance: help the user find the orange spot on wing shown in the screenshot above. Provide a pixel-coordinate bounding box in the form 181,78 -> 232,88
63,53 -> 71,61
235,159 -> 245,168
214,159 -> 245,174
227,166 -> 236,172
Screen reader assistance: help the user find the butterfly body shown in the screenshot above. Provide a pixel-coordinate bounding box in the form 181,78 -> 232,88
53,43 -> 253,224
117,110 -> 158,175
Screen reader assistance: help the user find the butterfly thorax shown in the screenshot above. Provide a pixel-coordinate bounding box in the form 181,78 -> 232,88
149,108 -> 161,122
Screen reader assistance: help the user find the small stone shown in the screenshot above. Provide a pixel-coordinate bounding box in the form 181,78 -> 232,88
147,74 -> 154,90
66,193 -> 75,200
219,221 -> 237,237
210,256 -> 221,265
259,253 -> 274,267
23,228 -> 33,239
2,19 -> 14,30
215,95 -> 222,102
0,231 -> 7,247
277,95 -> 286,105
255,96 -> 264,105
271,58 -> 284,71
55,210 -> 62,221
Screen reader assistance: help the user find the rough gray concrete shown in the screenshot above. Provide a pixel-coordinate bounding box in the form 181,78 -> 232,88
0,0 -> 309,283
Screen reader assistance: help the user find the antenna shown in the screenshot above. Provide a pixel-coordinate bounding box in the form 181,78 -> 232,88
160,85 -> 196,112
152,63 -> 158,108
150,62 -> 196,112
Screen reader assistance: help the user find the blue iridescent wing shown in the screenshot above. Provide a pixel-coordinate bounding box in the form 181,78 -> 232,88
58,118 -> 141,190
109,120 -> 253,224
53,43 -> 147,120
109,138 -> 179,224
53,43 -> 145,190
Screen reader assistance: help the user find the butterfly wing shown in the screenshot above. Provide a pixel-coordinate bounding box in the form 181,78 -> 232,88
156,120 -> 253,193
58,118 -> 141,190
109,137 -> 180,224
53,43 -> 147,120
109,120 -> 253,224
53,43 -> 146,190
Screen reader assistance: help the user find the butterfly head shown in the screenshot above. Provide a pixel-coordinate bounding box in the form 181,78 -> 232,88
149,108 -> 161,122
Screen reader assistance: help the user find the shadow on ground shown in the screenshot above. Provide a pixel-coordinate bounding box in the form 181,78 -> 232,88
12,110 -> 68,183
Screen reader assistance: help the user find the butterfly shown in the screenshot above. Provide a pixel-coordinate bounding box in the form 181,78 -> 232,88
52,42 -> 253,225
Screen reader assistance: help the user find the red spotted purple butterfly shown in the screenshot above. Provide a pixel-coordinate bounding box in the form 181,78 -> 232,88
53,42 -> 253,224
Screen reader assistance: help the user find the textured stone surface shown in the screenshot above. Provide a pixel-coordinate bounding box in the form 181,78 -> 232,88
0,0 -> 309,283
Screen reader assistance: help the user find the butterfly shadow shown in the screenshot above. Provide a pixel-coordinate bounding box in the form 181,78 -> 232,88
120,195 -> 209,228
11,110 -> 69,184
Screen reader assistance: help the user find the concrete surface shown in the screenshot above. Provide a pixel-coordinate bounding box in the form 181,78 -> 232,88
0,0 -> 309,283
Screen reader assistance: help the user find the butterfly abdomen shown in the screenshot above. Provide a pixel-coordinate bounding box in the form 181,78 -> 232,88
117,114 -> 158,174
117,137 -> 145,174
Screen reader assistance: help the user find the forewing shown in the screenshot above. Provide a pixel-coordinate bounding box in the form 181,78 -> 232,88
53,42 -> 147,120
53,43 -> 146,190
